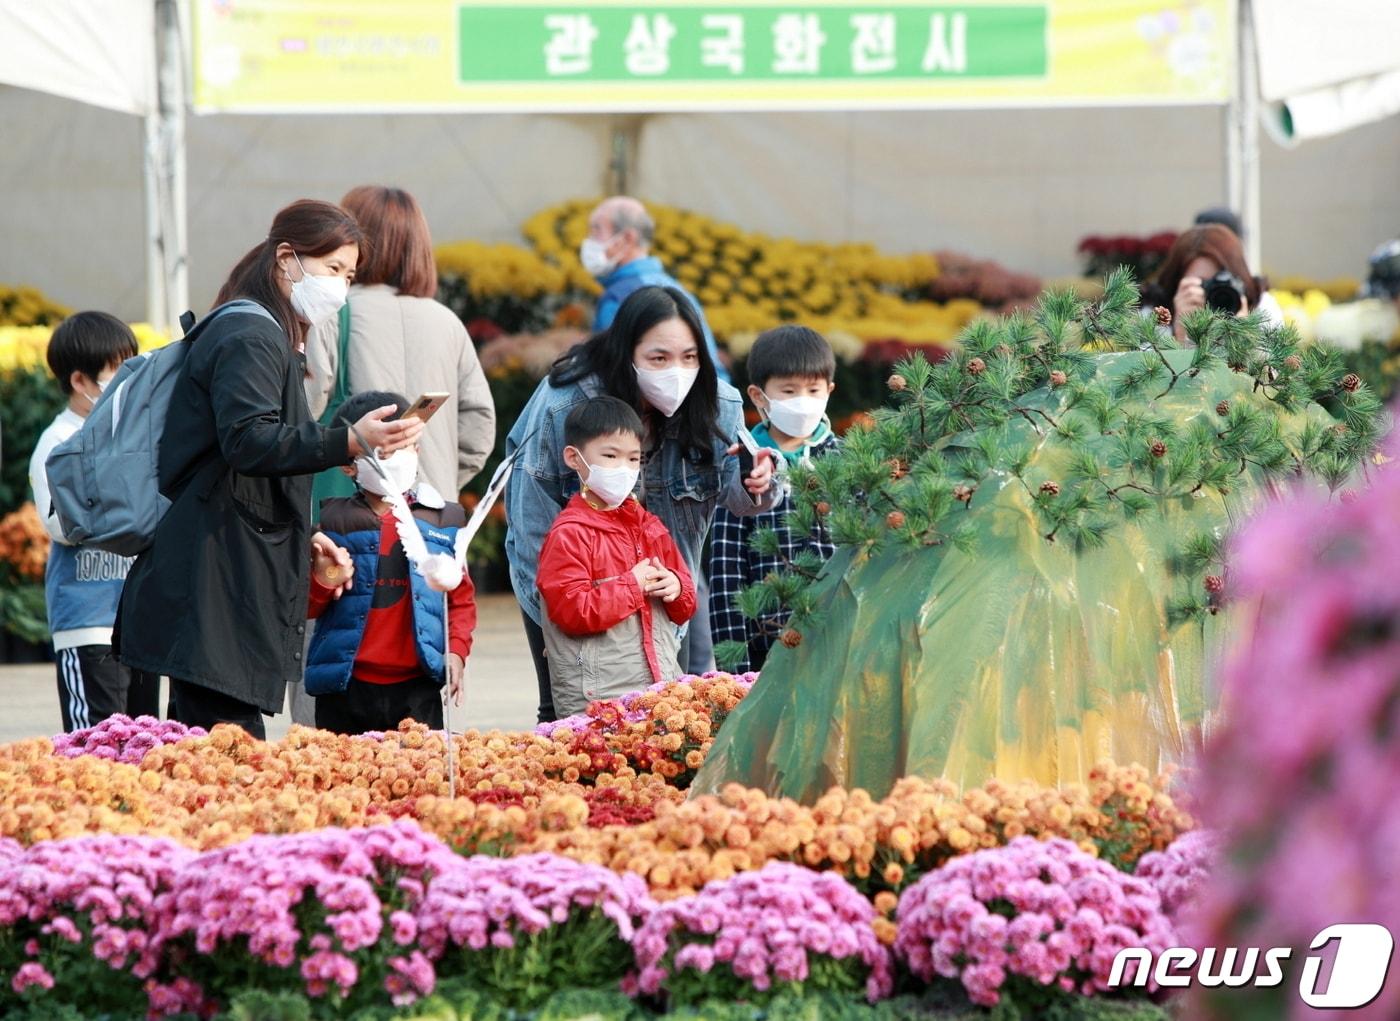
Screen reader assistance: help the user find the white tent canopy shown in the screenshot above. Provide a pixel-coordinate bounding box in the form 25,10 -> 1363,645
1255,0 -> 1400,142
0,0 -> 185,329
0,1 -> 154,116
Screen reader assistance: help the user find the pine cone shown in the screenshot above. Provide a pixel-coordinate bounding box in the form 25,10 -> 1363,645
953,484 -> 975,504
1150,439 -> 1168,458
1342,373 -> 1362,393
1039,481 -> 1060,497
1049,370 -> 1068,387
887,373 -> 908,392
1215,401 -> 1230,417
1204,575 -> 1225,595
814,501 -> 831,516
1154,306 -> 1172,326
780,629 -> 803,649
1283,354 -> 1302,371
885,511 -> 906,529
966,357 -> 987,375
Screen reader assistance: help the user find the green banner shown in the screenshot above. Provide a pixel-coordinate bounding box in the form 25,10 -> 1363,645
191,1 -> 1233,113
457,5 -> 1048,83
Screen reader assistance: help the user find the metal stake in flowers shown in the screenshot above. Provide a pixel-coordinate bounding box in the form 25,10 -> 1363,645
349,426 -> 518,800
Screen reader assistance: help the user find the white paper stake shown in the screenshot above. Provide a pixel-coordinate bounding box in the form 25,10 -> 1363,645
348,428 -> 519,799
441,591 -> 456,799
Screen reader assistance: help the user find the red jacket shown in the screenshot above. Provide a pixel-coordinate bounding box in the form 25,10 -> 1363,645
537,494 -> 697,682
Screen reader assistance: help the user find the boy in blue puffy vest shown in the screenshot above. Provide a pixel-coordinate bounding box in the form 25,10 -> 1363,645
29,312 -> 160,731
306,391 -> 475,734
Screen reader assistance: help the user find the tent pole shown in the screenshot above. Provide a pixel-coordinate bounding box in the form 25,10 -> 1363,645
1239,0 -> 1262,271
156,0 -> 190,328
142,112 -> 166,330
607,114 -> 646,195
1227,0 -> 1262,269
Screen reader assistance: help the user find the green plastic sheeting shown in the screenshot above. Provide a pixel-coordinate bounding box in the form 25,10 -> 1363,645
692,352 -> 1334,800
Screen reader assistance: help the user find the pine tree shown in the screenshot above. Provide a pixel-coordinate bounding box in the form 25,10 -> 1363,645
697,272 -> 1386,798
716,270 -> 1384,667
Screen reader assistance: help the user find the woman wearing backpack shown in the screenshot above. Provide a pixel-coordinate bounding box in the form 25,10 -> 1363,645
116,199 -> 423,738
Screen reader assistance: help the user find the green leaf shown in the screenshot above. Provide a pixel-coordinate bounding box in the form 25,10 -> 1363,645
1117,490 -> 1153,518
1167,595 -> 1207,629
714,641 -> 751,671
748,528 -> 782,559
735,582 -> 782,621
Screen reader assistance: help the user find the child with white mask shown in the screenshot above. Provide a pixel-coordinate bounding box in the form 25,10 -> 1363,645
504,285 -> 778,724
710,325 -> 841,673
304,390 -> 476,735
536,397 -> 697,717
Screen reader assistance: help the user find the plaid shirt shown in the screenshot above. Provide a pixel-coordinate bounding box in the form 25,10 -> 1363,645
708,429 -> 840,673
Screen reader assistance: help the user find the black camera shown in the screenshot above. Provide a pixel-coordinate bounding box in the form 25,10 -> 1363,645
1202,271 -> 1246,314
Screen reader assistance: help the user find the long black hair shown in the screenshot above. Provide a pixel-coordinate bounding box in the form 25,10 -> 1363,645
550,286 -> 724,458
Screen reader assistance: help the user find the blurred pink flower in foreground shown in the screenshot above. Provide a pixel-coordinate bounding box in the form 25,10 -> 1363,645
1190,427 -> 1400,1020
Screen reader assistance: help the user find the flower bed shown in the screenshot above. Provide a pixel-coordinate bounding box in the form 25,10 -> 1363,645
0,673 -> 1194,1017
439,199 -> 1006,363
0,678 -> 1192,889
895,837 -> 1176,1012
0,821 -> 1177,1021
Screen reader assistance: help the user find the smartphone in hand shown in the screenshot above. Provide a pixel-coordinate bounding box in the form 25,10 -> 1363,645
403,392 -> 450,425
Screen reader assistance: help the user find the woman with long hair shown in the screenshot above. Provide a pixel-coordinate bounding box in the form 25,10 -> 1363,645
305,185 -> 495,501
1145,224 -> 1266,342
504,285 -> 779,723
116,199 -> 422,737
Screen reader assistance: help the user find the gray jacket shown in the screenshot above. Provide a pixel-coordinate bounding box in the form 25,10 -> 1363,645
544,600 -> 682,718
306,283 -> 495,494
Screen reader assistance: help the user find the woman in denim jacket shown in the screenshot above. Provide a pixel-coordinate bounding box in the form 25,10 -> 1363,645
505,286 -> 779,723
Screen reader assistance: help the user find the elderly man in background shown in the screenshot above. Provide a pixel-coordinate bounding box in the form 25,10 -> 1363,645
581,196 -> 730,383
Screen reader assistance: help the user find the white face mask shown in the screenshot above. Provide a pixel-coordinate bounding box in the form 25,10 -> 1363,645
288,252 -> 348,327
635,364 -> 699,418
81,377 -> 111,408
573,453 -> 639,510
354,448 -> 419,497
579,237 -> 620,278
763,392 -> 828,439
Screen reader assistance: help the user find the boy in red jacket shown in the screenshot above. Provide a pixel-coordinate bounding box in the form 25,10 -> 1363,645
537,396 -> 697,718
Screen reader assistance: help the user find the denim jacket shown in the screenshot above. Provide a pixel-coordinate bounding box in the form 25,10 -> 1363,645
505,373 -> 780,626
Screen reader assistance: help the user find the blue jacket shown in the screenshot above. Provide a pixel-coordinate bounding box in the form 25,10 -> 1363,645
504,372 -> 780,627
595,257 -> 730,383
44,545 -> 130,638
304,492 -> 463,696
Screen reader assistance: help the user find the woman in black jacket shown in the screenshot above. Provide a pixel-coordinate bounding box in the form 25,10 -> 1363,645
117,199 -> 423,737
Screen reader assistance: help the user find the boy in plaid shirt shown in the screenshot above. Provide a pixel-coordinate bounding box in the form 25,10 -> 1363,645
709,326 -> 840,672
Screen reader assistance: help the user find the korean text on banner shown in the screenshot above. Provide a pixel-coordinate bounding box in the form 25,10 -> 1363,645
191,0 -> 1233,113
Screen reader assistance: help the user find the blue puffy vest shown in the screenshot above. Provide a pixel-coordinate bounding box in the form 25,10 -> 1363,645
304,515 -> 459,696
